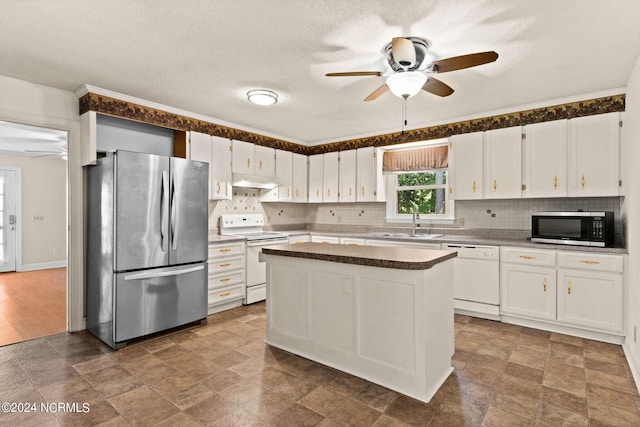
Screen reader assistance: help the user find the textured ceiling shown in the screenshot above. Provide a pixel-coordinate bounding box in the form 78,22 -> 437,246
1,0 -> 640,145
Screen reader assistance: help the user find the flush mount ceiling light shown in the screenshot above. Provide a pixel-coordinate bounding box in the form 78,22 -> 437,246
247,89 -> 278,105
385,72 -> 428,99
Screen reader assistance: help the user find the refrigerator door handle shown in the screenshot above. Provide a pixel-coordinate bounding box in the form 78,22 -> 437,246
170,173 -> 178,250
160,171 -> 169,252
123,264 -> 205,281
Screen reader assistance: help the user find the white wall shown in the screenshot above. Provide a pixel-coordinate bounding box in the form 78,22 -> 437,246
622,55 -> 640,382
0,154 -> 66,267
0,74 -> 82,331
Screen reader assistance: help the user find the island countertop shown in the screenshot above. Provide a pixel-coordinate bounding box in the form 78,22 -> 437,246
261,242 -> 457,270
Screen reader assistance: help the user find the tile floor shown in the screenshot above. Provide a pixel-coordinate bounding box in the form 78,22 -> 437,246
0,302 -> 639,426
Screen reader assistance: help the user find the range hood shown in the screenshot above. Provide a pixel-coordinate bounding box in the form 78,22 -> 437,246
232,173 -> 278,189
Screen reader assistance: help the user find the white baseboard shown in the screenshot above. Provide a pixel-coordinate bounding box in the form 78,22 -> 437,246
18,260 -> 67,272
623,342 -> 640,394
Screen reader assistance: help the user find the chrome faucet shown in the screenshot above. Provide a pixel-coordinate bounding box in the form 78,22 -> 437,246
411,202 -> 419,236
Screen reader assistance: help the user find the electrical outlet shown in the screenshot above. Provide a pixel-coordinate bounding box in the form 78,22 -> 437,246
53,247 -> 59,256
33,215 -> 44,222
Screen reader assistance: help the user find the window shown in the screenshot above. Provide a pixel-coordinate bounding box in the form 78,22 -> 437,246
386,169 -> 454,222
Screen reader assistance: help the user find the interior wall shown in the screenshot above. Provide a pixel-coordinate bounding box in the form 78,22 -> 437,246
0,154 -> 66,267
0,74 -> 82,331
621,54 -> 640,380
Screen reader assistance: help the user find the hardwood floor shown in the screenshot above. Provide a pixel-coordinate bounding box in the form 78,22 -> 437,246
0,267 -> 66,346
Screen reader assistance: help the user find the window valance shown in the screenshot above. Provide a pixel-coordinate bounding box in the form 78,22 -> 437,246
382,145 -> 448,172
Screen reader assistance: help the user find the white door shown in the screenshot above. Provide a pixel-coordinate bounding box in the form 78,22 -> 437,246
0,169 -> 17,272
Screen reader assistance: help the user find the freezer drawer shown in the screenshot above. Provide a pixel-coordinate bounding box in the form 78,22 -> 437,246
114,263 -> 207,344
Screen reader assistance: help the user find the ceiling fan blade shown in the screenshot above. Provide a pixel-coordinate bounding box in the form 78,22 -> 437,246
422,77 -> 454,97
364,84 -> 389,102
431,51 -> 498,73
391,37 -> 416,68
325,71 -> 382,77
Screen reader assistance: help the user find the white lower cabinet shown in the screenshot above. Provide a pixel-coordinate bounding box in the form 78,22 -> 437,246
207,241 -> 246,314
501,247 -> 625,338
557,252 -> 624,333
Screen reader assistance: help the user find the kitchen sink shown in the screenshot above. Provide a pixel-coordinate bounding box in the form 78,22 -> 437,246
407,234 -> 445,239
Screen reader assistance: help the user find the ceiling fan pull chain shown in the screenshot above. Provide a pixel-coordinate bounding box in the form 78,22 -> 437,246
401,97 -> 407,136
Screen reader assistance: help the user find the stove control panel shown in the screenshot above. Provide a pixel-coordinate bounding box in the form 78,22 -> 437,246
220,214 -> 265,230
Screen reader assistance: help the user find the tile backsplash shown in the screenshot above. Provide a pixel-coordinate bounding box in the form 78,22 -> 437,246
210,191 -> 623,242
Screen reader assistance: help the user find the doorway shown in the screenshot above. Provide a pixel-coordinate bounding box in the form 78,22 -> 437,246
0,121 -> 68,346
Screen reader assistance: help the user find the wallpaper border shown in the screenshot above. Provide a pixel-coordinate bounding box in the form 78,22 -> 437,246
79,92 -> 624,155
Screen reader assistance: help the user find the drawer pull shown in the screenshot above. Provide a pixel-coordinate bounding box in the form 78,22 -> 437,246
219,263 -> 231,267
568,280 -> 572,295
543,277 -> 547,292
219,248 -> 231,253
220,277 -> 231,282
219,291 -> 231,297
347,243 -> 359,246
519,255 -> 536,260
579,259 -> 600,265
217,181 -> 221,193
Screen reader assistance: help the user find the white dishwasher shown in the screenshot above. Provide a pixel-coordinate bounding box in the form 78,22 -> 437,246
442,244 -> 500,320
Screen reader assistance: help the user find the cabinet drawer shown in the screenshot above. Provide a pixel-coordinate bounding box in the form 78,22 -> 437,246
208,242 -> 245,259
208,256 -> 245,274
209,270 -> 245,288
501,247 -> 556,267
208,284 -> 245,306
557,251 -> 623,273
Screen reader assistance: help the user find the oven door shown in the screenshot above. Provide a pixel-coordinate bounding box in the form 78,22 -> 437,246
246,238 -> 288,303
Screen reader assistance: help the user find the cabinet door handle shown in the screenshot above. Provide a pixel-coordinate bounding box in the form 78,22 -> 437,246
327,188 -> 331,197
259,160 -> 263,171
348,187 -> 352,197
219,263 -> 231,267
493,179 -> 497,192
553,176 -> 558,190
219,248 -> 231,253
247,158 -> 251,169
519,255 -> 536,260
219,291 -> 231,297
581,174 -> 585,189
220,277 -> 231,282
361,186 -> 365,197
287,188 -> 291,197
472,180 -> 476,193
296,188 -> 299,197
543,277 -> 547,292
449,186 -> 452,194
316,189 -> 320,198
579,259 -> 600,265
217,181 -> 221,193
567,280 -> 572,295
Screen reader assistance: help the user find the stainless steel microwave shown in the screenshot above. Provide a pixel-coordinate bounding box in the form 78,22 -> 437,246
531,211 -> 614,247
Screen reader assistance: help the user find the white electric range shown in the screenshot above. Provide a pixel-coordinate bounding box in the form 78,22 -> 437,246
219,214 -> 288,304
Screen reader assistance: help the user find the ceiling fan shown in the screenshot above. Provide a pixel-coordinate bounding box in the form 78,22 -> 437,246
326,37 -> 498,101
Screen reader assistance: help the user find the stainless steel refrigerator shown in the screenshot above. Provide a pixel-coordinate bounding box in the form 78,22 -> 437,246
86,150 -> 209,349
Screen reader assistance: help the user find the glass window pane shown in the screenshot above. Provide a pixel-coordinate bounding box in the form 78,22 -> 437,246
397,188 -> 447,215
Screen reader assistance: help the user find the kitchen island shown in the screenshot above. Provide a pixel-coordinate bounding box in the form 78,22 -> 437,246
261,242 -> 457,402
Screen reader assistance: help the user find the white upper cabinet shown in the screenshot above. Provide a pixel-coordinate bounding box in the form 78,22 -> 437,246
356,147 -> 385,202
308,154 -> 323,203
231,140 -> 254,175
292,153 -> 308,203
339,150 -> 356,202
210,136 -> 232,200
275,149 -> 293,201
484,126 -> 523,199
188,131 -> 231,200
231,140 -> 275,178
568,112 -> 620,197
254,145 -> 276,178
450,132 -> 483,200
323,151 -> 339,202
524,120 -> 568,198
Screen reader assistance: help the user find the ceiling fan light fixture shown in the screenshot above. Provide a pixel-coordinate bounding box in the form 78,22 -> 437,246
386,72 -> 427,99
247,89 -> 278,105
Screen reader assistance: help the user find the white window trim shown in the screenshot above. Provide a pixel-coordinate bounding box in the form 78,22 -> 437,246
384,171 -> 455,224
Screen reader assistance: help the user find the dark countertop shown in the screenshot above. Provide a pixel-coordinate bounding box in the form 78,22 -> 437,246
261,242 -> 458,270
